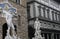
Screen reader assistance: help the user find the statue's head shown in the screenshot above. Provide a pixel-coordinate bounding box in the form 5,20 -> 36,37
8,7 -> 17,15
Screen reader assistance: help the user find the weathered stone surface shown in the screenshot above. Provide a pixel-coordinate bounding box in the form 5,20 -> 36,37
0,0 -> 28,39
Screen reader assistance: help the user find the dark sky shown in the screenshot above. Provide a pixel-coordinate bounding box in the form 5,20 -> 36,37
54,0 -> 60,3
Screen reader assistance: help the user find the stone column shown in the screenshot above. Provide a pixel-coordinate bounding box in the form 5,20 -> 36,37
43,7 -> 45,18
41,6 -> 44,17
55,13 -> 57,21
47,34 -> 49,39
38,6 -> 41,17
47,9 -> 50,20
57,13 -> 59,21
49,9 -> 52,20
51,33 -> 54,39
52,11 -> 54,21
42,34 -> 45,39
58,14 -> 60,22
59,34 -> 60,39
56,34 -> 57,39
45,8 -> 47,18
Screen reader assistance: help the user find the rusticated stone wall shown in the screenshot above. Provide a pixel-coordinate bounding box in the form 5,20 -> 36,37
0,0 -> 28,39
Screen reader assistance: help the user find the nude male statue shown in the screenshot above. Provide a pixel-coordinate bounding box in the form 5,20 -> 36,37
2,9 -> 17,39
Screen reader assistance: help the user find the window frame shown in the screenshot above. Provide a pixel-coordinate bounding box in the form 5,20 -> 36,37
11,0 -> 21,4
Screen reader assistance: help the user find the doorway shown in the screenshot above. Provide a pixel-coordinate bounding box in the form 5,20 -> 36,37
2,23 -> 8,39
2,23 -> 17,39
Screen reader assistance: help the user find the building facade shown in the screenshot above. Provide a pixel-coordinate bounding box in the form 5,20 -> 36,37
0,0 -> 28,39
27,0 -> 60,39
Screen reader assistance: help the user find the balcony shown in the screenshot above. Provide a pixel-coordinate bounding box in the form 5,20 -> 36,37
27,2 -> 60,24
38,3 -> 60,24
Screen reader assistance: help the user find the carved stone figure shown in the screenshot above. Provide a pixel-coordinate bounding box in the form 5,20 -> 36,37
32,18 -> 44,39
0,1 -> 20,39
2,10 -> 15,39
34,18 -> 41,36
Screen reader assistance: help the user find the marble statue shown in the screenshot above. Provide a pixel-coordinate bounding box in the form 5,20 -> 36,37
0,0 -> 20,39
2,7 -> 20,39
2,10 -> 16,39
32,18 -> 44,39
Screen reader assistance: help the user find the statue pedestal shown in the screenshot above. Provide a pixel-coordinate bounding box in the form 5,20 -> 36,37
5,35 -> 13,39
32,35 -> 44,39
5,35 -> 20,39
32,29 -> 44,39
5,28 -> 20,39
32,18 -> 44,39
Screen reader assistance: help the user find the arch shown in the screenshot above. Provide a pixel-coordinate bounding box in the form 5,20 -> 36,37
2,23 -> 8,39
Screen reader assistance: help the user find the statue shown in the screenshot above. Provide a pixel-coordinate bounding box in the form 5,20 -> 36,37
32,18 -> 44,39
34,18 -> 41,36
2,10 -> 16,39
0,1 -> 20,39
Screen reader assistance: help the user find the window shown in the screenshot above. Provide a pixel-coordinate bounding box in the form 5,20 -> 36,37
45,8 -> 48,18
57,12 -> 59,21
41,6 -> 45,17
11,0 -> 16,2
38,6 -> 41,16
27,6 -> 30,19
16,0 -> 20,4
11,0 -> 20,4
52,11 -> 54,20
30,4 -> 34,18
57,14 -> 59,21
43,7 -> 45,17
47,9 -> 50,19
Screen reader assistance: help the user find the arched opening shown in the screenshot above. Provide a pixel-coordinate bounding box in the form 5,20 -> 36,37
2,23 -> 8,39
2,23 -> 17,39
28,26 -> 35,39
